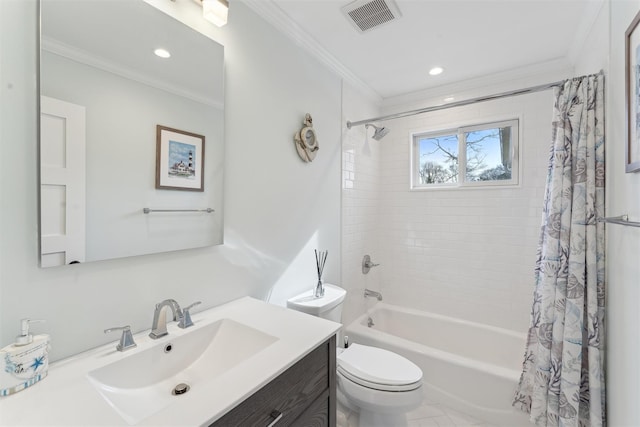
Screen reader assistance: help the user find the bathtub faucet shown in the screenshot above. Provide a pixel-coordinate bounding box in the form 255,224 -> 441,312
364,289 -> 382,301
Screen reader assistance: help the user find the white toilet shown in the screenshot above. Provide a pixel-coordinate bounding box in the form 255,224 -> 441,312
287,284 -> 423,427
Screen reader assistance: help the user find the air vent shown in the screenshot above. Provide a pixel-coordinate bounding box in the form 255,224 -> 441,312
342,0 -> 401,33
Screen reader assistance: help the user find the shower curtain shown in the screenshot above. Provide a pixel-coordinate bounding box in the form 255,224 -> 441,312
513,73 -> 605,427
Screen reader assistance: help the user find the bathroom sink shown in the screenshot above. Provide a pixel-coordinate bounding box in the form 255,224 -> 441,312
87,319 -> 278,425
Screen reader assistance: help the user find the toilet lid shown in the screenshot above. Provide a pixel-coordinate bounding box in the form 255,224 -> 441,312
337,344 -> 422,392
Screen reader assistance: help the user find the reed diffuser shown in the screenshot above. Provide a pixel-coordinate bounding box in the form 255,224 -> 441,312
314,249 -> 328,297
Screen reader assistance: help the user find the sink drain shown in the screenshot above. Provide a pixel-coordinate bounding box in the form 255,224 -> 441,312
172,383 -> 190,396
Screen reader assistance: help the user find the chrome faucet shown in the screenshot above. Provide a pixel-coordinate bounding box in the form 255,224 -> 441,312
149,299 -> 183,339
364,289 -> 382,301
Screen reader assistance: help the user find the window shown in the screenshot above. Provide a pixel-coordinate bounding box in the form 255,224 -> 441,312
411,119 -> 519,189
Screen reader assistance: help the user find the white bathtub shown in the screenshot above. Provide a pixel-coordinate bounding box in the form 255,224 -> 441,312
344,303 -> 530,427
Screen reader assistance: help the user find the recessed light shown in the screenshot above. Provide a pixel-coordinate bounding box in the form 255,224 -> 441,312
444,96 -> 455,102
154,48 -> 171,59
429,67 -> 444,76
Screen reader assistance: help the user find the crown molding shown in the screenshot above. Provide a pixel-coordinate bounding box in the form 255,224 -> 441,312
241,0 -> 595,111
242,0 -> 383,105
41,37 -> 223,109
381,57 -> 574,111
566,0 -> 606,66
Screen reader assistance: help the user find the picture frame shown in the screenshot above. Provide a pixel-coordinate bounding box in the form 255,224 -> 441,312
626,10 -> 640,173
156,125 -> 205,191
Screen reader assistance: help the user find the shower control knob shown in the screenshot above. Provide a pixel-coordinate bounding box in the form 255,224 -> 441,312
362,255 -> 380,274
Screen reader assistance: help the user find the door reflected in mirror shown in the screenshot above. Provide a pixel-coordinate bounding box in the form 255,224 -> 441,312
39,0 -> 224,267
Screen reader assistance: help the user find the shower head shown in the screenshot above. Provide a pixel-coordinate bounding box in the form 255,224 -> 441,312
365,123 -> 390,140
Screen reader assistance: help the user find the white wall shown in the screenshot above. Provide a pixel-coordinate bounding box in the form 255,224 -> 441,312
602,1 -> 640,425
567,0 -> 640,423
341,82 -> 383,327
0,0 -> 342,361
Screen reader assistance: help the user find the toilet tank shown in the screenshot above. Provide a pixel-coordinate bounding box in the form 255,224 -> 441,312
319,302 -> 343,323
286,283 -> 346,323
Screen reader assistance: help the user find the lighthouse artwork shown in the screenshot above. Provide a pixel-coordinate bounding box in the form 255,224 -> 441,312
168,141 -> 196,179
156,125 -> 205,191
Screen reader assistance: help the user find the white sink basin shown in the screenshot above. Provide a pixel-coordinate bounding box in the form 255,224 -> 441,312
87,318 -> 278,425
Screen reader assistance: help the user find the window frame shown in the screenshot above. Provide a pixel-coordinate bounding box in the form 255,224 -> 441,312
410,118 -> 520,190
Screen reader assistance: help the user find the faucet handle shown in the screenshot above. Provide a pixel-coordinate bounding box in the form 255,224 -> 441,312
183,301 -> 201,311
178,301 -> 201,329
362,255 -> 380,274
104,325 -> 137,352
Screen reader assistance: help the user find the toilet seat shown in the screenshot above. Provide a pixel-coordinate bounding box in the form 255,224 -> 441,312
337,344 -> 422,392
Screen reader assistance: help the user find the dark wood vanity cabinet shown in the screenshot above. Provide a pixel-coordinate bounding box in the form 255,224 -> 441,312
211,336 -> 336,427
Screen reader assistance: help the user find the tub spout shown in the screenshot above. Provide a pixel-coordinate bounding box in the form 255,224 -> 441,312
364,289 -> 382,301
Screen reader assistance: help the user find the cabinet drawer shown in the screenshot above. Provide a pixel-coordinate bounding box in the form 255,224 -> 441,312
291,391 -> 329,427
211,338 -> 332,426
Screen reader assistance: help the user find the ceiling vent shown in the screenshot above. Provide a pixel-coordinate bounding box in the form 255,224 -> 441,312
342,0 -> 401,33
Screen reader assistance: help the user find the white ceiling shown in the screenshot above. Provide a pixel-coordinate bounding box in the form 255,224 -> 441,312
254,0 -> 604,100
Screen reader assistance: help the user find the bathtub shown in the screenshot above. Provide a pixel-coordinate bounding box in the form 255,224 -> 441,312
344,303 -> 531,427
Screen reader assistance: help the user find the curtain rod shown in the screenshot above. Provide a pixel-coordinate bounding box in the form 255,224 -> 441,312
346,80 -> 565,129
598,215 -> 640,228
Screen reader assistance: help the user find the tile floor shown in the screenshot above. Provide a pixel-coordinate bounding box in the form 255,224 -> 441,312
337,396 -> 495,427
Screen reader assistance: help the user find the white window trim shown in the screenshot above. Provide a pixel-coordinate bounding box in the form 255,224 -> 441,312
410,118 -> 520,190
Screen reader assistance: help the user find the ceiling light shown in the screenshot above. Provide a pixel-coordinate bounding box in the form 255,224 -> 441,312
154,48 -> 171,58
443,96 -> 455,102
429,67 -> 444,76
202,0 -> 229,27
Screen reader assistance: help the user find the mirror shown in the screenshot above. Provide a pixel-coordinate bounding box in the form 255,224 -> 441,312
39,0 -> 224,267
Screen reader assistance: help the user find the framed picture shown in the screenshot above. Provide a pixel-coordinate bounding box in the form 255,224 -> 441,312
156,125 -> 205,191
626,10 -> 640,173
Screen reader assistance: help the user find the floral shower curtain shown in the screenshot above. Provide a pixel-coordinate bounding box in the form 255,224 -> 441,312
513,73 -> 605,427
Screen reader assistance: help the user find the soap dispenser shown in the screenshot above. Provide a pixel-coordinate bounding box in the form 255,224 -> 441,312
0,319 -> 50,396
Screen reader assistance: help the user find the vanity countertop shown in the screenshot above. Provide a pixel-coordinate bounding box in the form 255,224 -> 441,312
0,296 -> 340,426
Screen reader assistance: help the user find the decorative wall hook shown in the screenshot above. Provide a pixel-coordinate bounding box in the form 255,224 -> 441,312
294,113 -> 319,162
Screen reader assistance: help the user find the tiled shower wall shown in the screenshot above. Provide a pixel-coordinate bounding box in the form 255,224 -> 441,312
343,88 -> 554,333
378,91 -> 553,332
340,83 -> 383,328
